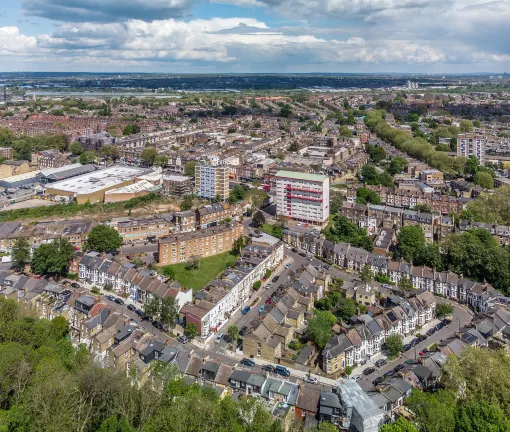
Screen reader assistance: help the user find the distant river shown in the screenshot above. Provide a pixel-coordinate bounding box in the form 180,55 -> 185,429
31,91 -> 183,98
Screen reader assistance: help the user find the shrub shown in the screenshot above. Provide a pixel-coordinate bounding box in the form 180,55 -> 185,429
253,281 -> 262,290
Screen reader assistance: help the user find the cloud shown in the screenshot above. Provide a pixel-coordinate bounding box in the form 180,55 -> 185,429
0,26 -> 37,55
20,0 -> 194,22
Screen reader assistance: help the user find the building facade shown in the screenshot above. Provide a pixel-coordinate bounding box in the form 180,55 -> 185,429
457,133 -> 486,165
275,170 -> 330,227
195,164 -> 229,201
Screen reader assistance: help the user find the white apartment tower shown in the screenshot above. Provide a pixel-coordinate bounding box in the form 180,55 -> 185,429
275,170 -> 330,227
457,133 -> 486,165
195,164 -> 229,201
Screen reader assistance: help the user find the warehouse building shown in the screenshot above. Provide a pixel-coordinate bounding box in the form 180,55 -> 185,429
104,179 -> 161,203
0,170 -> 40,189
45,166 -> 150,204
37,163 -> 97,184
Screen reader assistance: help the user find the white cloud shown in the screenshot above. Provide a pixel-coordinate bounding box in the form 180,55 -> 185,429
0,26 -> 37,55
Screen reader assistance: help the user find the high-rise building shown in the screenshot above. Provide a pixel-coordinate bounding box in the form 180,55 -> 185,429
195,164 -> 229,201
457,133 -> 486,165
275,170 -> 330,227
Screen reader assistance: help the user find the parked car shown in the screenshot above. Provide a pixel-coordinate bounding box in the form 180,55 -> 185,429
382,284 -> 392,289
418,334 -> 427,342
240,358 -> 255,367
394,364 -> 406,372
285,263 -> 291,269
265,298 -> 272,305
258,305 -> 265,313
272,275 -> 279,282
360,359 -> 367,366
435,323 -> 445,331
127,304 -> 136,311
106,295 -> 116,302
363,367 -> 375,376
442,318 -> 452,325
403,343 -> 412,351
142,314 -> 153,322
241,306 -> 251,315
177,335 -> 189,344
265,283 -> 272,289
373,377 -> 385,386
419,348 -> 430,356
215,333 -> 224,344
239,326 -> 248,335
351,375 -> 362,382
135,309 -> 144,317
426,328 -> 436,337
274,365 -> 290,377
384,369 -> 395,378
71,282 -> 80,288
375,359 -> 387,367
262,364 -> 274,372
152,321 -> 163,330
291,248 -> 298,253
303,376 -> 318,384
114,298 -> 125,305
410,338 -> 420,347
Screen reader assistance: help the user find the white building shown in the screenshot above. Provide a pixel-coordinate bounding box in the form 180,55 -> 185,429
457,133 -> 486,165
275,170 -> 330,227
195,164 -> 229,201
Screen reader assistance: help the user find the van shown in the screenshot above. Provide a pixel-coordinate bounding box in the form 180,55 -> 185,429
274,365 -> 290,377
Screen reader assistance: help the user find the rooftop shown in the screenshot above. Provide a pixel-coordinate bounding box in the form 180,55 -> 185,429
275,170 -> 328,182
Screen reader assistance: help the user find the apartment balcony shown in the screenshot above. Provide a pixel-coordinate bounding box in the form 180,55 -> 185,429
286,184 -> 322,194
286,193 -> 323,202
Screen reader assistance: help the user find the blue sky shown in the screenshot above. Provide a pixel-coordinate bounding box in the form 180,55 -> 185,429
0,0 -> 509,73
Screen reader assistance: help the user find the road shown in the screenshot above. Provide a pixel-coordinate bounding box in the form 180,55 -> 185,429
355,302 -> 473,391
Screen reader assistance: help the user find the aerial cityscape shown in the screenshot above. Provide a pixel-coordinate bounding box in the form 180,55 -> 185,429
0,1 -> 510,432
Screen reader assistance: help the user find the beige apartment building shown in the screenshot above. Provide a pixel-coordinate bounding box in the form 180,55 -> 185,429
158,223 -> 244,265
195,164 -> 229,201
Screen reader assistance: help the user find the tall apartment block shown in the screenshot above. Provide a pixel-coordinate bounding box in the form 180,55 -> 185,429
275,170 -> 330,227
457,133 -> 486,165
195,164 -> 229,201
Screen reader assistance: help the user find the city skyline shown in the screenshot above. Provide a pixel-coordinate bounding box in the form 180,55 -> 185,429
0,0 -> 508,74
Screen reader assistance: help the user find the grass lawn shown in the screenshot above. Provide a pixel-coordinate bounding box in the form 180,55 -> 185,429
260,223 -> 275,235
160,252 -> 238,291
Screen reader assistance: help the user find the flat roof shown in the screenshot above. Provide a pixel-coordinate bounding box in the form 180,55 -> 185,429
275,170 -> 328,182
1,170 -> 40,182
105,180 -> 160,195
48,165 -> 148,194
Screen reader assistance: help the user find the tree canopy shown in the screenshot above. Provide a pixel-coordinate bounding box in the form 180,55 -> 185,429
324,215 -> 373,252
307,310 -> 336,349
31,238 -> 74,276
87,224 -> 123,252
397,225 -> 426,262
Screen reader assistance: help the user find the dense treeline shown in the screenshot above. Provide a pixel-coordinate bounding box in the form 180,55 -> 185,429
364,110 -> 467,175
0,127 -> 69,160
0,298 -> 282,432
462,186 -> 510,225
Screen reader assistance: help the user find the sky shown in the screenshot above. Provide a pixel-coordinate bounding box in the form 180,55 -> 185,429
0,0 -> 509,73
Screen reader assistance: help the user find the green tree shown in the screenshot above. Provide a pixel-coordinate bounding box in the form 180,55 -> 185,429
360,264 -> 373,284
465,156 -> 480,176
397,225 -> 426,262
463,186 -> 510,224
336,297 -> 358,322
69,141 -> 83,156
141,148 -> 158,166
309,422 -> 339,432
325,215 -> 373,252
160,297 -> 178,330
380,418 -> 418,432
460,119 -> 474,133
227,325 -> 239,345
186,322 -> 198,339
184,161 -> 196,177
79,150 -> 97,165
101,144 -> 120,160
366,144 -> 386,163
414,243 -> 443,271
378,171 -> 395,187
307,310 -> 336,349
388,156 -> 409,175
123,124 -> 141,135
11,237 -> 31,269
154,155 -> 168,166
414,203 -> 433,213
245,189 -> 268,209
386,334 -> 403,357
455,401 -> 510,432
180,195 -> 194,211
436,302 -> 454,317
143,296 -> 160,318
288,141 -> 299,152
406,390 -> 456,432
356,187 -> 381,205
31,238 -> 74,276
252,210 -> 266,227
97,416 -> 136,432
397,276 -> 415,297
473,171 -> 494,189
360,165 -> 380,185
229,185 -> 246,204
86,224 -> 123,252
271,224 -> 284,239
162,266 -> 176,279
339,125 -> 353,137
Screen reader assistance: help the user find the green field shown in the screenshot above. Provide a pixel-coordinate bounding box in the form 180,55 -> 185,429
160,252 -> 238,291
259,223 -> 275,235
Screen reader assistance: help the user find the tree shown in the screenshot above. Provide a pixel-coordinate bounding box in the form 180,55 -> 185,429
160,297 -> 178,330
143,296 -> 160,318
141,148 -> 158,166
454,401 -> 510,432
356,187 -> 381,205
397,277 -> 415,297
86,225 -> 123,253
388,156 -> 409,175
436,302 -> 454,317
79,150 -> 96,165
252,210 -> 266,227
309,422 -> 339,432
360,265 -> 373,284
366,144 -> 386,163
336,297 -> 358,321
378,171 -> 395,187
252,280 -> 262,290
414,243 -> 443,271
245,189 -> 268,209
229,185 -> 246,204
180,195 -> 193,211
325,215 -> 373,252
31,238 -> 74,276
360,165 -> 380,184
154,155 -> 168,166
97,416 -> 136,432
339,126 -> 353,137
69,141 -> 83,156
11,237 -> 31,269
414,203 -> 433,213
123,124 -> 140,135
227,325 -> 239,345
380,418 -> 418,432
288,141 -> 299,152
465,156 -> 480,176
186,255 -> 201,270
186,322 -> 198,339
307,311 -> 336,349
463,186 -> 510,225
101,144 -> 120,160
271,224 -> 284,239
386,334 -> 403,357
473,171 -> 494,189
162,266 -> 176,279
184,161 -> 196,177
460,119 -> 474,133
397,225 -> 426,262
406,390 -> 456,432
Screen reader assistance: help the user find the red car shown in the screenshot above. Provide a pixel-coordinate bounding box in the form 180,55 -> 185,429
265,298 -> 272,305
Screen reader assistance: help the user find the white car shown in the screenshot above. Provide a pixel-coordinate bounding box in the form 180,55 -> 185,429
303,376 -> 318,384
351,375 -> 362,382
297,222 -> 302,227
215,333 -> 224,344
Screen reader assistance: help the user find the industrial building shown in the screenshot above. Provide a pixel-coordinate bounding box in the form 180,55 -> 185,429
104,179 -> 161,203
275,170 -> 330,227
0,170 -> 40,189
37,163 -> 97,184
45,165 -> 150,204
